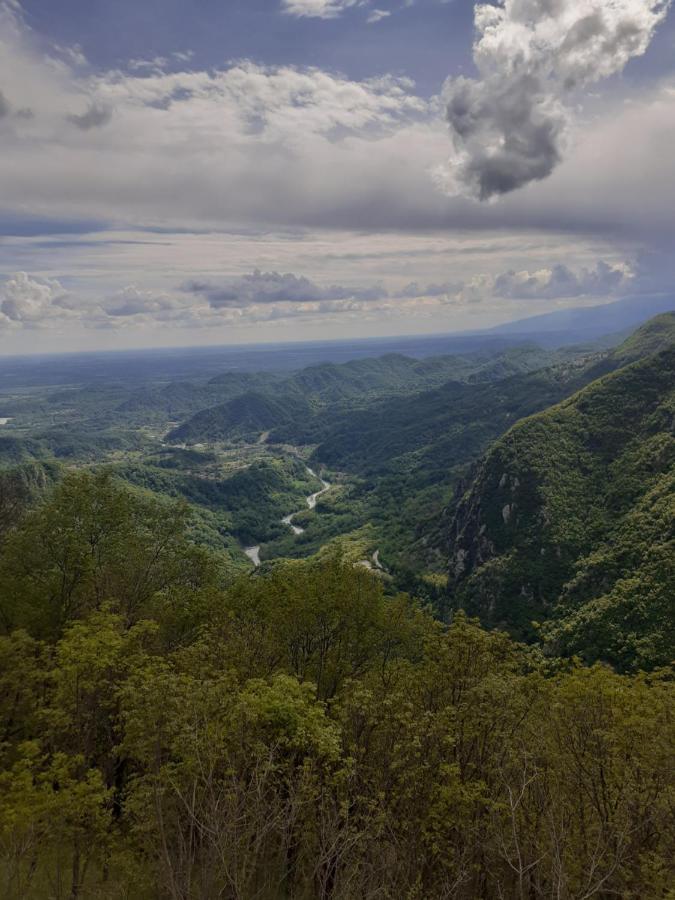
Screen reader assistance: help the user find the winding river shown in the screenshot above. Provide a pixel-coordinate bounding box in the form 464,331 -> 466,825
245,466 -> 331,567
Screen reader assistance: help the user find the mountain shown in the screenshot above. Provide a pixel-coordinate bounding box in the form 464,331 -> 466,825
255,343 -> 614,574
167,349 -> 551,445
604,310 -> 675,366
284,353 -> 472,403
296,343 -> 611,476
487,293 -> 674,341
167,391 -> 312,444
446,315 -> 675,670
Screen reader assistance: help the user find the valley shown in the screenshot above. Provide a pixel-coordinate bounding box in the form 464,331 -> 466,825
0,310 -> 672,661
246,465 -> 332,566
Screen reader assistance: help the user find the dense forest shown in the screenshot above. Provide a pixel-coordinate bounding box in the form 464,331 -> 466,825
447,340 -> 675,669
0,315 -> 673,897
0,472 -> 673,899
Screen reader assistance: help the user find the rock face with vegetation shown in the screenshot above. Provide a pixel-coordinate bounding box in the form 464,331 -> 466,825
447,315 -> 675,670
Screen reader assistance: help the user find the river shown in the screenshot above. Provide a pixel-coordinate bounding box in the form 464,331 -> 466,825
245,466 -> 331,568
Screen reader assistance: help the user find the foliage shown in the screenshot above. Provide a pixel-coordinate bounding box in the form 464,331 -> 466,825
113,455 -> 320,546
0,470 -> 218,640
447,343 -> 675,669
0,580 -> 672,896
0,320 -> 673,896
0,472 -> 672,897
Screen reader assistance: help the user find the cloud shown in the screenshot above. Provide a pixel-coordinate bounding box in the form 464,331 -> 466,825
0,254 -> 643,338
0,87 -> 33,121
281,0 -> 362,18
367,9 -> 392,23
400,279 -> 463,298
492,260 -> 631,300
452,260 -> 633,304
67,101 -> 113,130
0,0 -> 674,240
128,51 -> 194,73
101,285 -> 188,317
183,270 -> 384,308
0,271 -> 70,323
441,0 -> 672,200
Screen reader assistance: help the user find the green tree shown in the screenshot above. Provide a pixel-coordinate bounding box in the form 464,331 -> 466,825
0,470 -> 216,640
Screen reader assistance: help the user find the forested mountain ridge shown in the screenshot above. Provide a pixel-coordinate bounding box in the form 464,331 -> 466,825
602,309 -> 675,366
446,317 -> 675,669
302,314 -> 675,475
256,339 -> 621,573
232,318 -> 671,578
168,344 -> 580,446
168,390 -> 314,444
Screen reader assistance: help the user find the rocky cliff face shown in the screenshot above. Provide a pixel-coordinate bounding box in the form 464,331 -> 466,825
445,334 -> 675,651
446,442 -> 573,636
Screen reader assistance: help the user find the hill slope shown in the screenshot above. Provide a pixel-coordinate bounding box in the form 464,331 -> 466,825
168,391 -> 313,443
446,330 -> 675,670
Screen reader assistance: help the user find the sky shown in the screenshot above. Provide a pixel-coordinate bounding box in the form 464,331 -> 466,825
0,0 -> 674,353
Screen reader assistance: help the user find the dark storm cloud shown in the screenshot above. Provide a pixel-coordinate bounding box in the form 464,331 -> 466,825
443,0 -> 671,200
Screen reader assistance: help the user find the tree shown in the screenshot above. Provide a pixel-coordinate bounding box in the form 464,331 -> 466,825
0,470 -> 217,640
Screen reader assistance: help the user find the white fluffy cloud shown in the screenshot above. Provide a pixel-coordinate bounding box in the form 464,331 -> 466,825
183,270 -> 383,308
367,9 -> 392,23
0,252 -> 641,340
0,272 -> 70,324
0,0 -> 438,231
101,285 -> 190,318
491,260 -> 632,300
0,0 -> 673,349
281,0 -> 363,19
451,260 -> 633,305
442,0 -> 671,199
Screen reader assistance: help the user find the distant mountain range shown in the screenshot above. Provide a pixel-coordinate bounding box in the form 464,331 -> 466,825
167,345 -> 572,446
487,293 -> 674,341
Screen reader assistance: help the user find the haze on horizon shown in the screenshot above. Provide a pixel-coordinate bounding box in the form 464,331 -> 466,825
0,0 -> 674,354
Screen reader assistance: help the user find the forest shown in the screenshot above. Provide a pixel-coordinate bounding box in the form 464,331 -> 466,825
0,472 -> 672,899
0,316 -> 672,898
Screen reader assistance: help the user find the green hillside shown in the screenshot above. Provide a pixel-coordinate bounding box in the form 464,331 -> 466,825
447,336 -> 675,670
261,346 -> 609,574
247,334 -> 655,576
305,316 -> 675,477
167,345 -> 564,445
168,391 -> 313,443
112,456 -> 320,546
0,322 -> 673,897
606,310 -> 675,366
